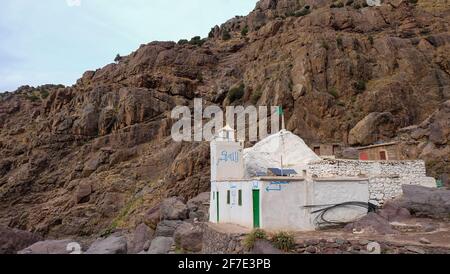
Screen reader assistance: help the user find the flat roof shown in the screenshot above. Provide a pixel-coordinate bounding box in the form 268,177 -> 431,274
357,141 -> 398,150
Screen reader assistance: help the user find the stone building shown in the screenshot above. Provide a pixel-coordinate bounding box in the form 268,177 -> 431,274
209,128 -> 436,231
357,142 -> 404,161
310,143 -> 343,158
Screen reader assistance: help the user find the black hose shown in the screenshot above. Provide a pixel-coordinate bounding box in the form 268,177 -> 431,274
304,201 -> 378,229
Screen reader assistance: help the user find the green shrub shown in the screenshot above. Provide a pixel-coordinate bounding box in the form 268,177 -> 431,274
353,3 -> 361,9
251,90 -> 262,105
408,0 -> 418,4
329,87 -> 339,98
189,36 -> 206,46
40,90 -> 49,99
330,1 -> 344,8
241,26 -> 249,37
353,80 -> 367,92
222,29 -> 231,41
336,36 -> 343,49
178,39 -> 189,45
243,229 -> 268,250
26,94 -> 40,102
345,0 -> 354,5
228,84 -> 245,103
271,232 -> 295,252
114,54 -> 122,63
294,8 -> 310,17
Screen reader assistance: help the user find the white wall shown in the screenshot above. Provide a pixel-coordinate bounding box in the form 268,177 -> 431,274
210,178 -> 370,231
311,179 -> 369,225
211,141 -> 245,181
260,180 -> 314,231
209,180 -> 254,228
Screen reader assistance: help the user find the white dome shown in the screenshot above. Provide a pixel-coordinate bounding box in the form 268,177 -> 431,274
243,130 -> 320,178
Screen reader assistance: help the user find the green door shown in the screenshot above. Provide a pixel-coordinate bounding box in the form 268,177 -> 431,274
252,190 -> 260,228
216,191 -> 220,223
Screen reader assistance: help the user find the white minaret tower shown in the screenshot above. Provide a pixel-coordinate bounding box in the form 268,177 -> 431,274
210,125 -> 245,181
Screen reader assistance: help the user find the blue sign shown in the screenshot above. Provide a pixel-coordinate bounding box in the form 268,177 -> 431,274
266,181 -> 290,192
219,151 -> 240,163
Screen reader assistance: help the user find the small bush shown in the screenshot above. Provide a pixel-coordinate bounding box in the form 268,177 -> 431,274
368,35 -> 374,45
329,87 -> 339,98
251,90 -> 262,105
353,80 -> 367,92
336,36 -> 343,49
189,36 -> 206,46
408,0 -> 418,4
114,54 -> 122,63
241,26 -> 249,37
26,94 -> 40,102
321,41 -> 329,50
353,3 -> 361,9
294,8 -> 310,17
228,84 -> 245,103
345,0 -> 354,5
271,232 -> 295,252
330,1 -> 344,8
40,90 -> 49,99
243,229 -> 268,250
178,39 -> 189,45
222,29 -> 231,41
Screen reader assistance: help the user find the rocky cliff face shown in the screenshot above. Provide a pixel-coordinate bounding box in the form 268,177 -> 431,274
0,0 -> 449,238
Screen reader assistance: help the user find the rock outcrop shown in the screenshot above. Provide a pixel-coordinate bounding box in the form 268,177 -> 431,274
0,0 -> 449,244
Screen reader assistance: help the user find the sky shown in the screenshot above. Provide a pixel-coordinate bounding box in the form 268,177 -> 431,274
0,0 -> 258,92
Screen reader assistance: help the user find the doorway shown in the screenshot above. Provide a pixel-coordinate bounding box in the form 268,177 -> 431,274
216,191 -> 220,223
252,190 -> 260,228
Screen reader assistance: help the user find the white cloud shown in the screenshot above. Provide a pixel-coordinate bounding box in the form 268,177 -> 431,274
66,0 -> 81,7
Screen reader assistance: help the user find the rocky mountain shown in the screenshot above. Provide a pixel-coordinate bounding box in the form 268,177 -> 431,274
0,0 -> 449,240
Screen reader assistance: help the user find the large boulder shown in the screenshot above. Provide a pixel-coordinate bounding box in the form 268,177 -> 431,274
398,185 -> 450,219
187,192 -> 210,221
128,223 -> 154,254
85,235 -> 127,254
377,201 -> 411,222
344,213 -> 398,235
18,239 -> 75,254
146,237 -> 174,254
173,222 -> 203,252
160,197 -> 189,220
155,220 -> 183,237
348,112 -> 395,146
0,227 -> 43,254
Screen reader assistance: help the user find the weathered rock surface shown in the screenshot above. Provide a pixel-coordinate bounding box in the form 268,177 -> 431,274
398,185 -> 450,219
155,220 -> 183,237
187,192 -> 210,221
18,239 -> 75,254
146,237 -> 174,254
85,235 -> 127,254
344,213 -> 398,235
128,223 -> 154,254
174,222 -> 203,252
0,226 -> 43,254
160,197 -> 189,220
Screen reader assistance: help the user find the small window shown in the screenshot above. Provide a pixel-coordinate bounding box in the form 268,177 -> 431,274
314,147 -> 321,155
380,150 -> 387,161
238,190 -> 242,206
227,190 -> 230,205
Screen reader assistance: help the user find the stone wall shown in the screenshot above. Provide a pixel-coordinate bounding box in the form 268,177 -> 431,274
201,223 -> 245,254
308,159 -> 436,205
